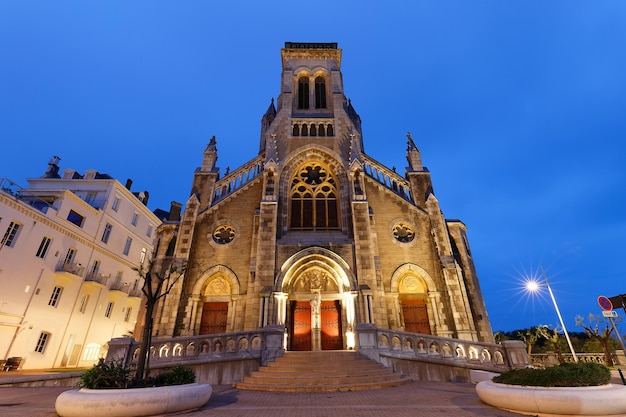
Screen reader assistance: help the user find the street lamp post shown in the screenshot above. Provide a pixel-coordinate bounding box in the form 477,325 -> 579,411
526,266 -> 578,363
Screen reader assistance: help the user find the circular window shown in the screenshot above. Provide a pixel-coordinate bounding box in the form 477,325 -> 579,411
212,224 -> 236,244
392,222 -> 415,243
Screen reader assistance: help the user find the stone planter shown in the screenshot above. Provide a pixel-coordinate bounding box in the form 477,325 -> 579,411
476,380 -> 626,416
55,383 -> 212,417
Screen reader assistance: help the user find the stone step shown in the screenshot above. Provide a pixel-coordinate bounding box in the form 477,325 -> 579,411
241,372 -> 400,386
254,367 -> 393,378
235,378 -> 412,393
235,351 -> 411,392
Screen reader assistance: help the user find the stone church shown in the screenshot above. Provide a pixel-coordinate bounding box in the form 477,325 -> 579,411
149,42 -> 493,351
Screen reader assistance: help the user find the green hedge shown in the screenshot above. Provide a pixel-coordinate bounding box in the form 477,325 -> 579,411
79,360 -> 196,389
493,362 -> 611,387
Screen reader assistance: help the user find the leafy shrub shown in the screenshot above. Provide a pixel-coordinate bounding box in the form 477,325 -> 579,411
130,365 -> 196,388
493,362 -> 611,387
78,359 -> 131,389
79,360 -> 196,389
154,365 -> 196,386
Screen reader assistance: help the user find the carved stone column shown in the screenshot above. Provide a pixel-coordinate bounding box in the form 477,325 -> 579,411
274,292 -> 288,326
310,292 -> 321,351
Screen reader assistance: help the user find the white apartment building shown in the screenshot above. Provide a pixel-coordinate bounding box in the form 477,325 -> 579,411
0,157 -> 162,370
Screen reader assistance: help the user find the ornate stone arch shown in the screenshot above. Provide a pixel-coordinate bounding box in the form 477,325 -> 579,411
188,265 -> 242,335
192,265 -> 241,297
275,246 -> 356,293
390,263 -> 436,293
278,147 -> 350,235
390,263 -> 441,335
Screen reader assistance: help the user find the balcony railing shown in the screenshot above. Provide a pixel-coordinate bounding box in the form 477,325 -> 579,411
55,261 -> 85,277
110,281 -> 129,294
0,178 -> 53,213
84,272 -> 109,286
128,288 -> 142,298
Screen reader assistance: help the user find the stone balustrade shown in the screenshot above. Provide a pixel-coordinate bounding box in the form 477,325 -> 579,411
212,156 -> 264,205
357,326 -> 526,373
530,350 -> 625,367
362,156 -> 413,203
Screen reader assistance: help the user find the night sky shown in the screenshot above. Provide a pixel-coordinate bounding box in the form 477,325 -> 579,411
2,1 -> 625,332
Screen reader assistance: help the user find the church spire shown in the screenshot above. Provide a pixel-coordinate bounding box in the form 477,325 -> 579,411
201,136 -> 218,172
348,132 -> 363,171
264,133 -> 279,172
406,132 -> 423,171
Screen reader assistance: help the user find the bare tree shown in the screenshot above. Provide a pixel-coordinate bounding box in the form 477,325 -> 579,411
575,314 -> 618,366
536,325 -> 565,363
517,327 -> 544,362
134,259 -> 186,381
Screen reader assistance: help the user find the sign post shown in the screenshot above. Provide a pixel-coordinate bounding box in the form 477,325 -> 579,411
598,295 -> 626,353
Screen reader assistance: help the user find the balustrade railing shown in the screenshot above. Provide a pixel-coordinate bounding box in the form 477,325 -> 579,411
212,157 -> 264,205
371,328 -> 513,371
119,330 -> 270,367
362,156 -> 413,204
531,352 -> 620,367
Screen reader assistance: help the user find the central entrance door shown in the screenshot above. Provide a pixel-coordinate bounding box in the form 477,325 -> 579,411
290,301 -> 311,351
321,300 -> 343,350
401,299 -> 431,334
200,302 -> 228,334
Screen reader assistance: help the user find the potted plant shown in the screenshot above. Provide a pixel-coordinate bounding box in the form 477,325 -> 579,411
56,357 -> 212,417
55,259 -> 212,417
476,362 -> 626,416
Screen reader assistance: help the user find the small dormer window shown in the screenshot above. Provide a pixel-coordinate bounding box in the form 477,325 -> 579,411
298,77 -> 309,109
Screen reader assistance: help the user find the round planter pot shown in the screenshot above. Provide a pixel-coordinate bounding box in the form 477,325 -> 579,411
476,380 -> 626,416
55,383 -> 212,417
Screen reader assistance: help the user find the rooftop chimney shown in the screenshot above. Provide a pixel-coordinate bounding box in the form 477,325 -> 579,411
125,179 -> 133,190
42,156 -> 62,179
169,201 -> 182,221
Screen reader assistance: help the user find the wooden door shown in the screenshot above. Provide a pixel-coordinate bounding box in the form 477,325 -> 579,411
321,300 -> 343,350
402,299 -> 431,334
290,301 -> 311,351
200,302 -> 228,335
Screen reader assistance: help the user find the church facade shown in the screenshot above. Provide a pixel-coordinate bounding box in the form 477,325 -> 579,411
149,42 -> 493,351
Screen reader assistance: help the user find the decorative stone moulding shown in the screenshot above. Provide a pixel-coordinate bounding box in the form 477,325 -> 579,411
476,380 -> 626,416
55,383 -> 212,417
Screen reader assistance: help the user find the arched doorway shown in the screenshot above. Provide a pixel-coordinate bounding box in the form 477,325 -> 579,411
275,248 -> 357,351
199,275 -> 231,335
398,274 -> 431,334
288,270 -> 343,350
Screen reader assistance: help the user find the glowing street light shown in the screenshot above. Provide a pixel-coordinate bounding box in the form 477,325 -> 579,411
525,266 -> 578,362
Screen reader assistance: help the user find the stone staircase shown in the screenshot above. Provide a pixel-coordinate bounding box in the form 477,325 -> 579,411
235,351 -> 411,392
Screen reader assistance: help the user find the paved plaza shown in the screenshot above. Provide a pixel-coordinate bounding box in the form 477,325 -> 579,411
0,381 -> 523,417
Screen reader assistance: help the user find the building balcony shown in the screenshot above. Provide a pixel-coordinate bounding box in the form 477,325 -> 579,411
109,281 -> 130,295
128,288 -> 142,298
84,272 -> 109,287
55,262 -> 85,279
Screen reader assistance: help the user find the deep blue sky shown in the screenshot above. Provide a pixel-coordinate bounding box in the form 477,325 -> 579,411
2,1 -> 625,333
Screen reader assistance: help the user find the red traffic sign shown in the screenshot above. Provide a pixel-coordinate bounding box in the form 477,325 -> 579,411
598,296 -> 613,311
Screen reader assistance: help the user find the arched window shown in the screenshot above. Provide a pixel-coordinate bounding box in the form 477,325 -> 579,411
310,124 -> 317,136
301,124 -> 309,136
326,124 -> 334,136
315,76 -> 327,108
290,162 -> 339,230
318,123 -> 325,137
298,77 -> 309,109
292,123 -> 300,136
